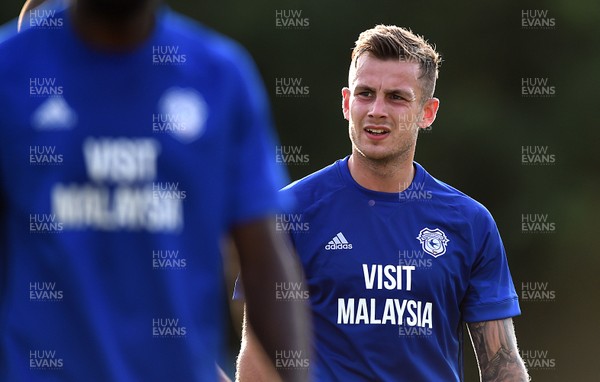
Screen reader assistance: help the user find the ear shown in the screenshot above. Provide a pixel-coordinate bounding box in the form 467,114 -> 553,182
342,87 -> 351,121
417,97 -> 440,129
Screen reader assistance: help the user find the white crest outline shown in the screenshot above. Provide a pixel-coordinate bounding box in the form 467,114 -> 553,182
416,228 -> 449,258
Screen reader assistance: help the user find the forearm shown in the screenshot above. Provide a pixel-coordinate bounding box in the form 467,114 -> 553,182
233,218 -> 310,382
478,343 -> 528,382
241,255 -> 310,381
468,319 -> 530,382
236,311 -> 282,382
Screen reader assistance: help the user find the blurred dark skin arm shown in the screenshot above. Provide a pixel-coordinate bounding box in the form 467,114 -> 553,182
231,217 -> 310,382
236,308 -> 282,382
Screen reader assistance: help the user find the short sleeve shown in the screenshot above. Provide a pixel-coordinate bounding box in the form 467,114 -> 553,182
461,208 -> 521,322
225,47 -> 291,225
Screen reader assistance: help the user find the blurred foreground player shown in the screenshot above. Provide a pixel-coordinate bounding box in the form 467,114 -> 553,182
238,25 -> 529,381
0,0 -> 309,381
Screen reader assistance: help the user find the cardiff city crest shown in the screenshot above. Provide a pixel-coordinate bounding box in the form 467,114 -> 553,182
416,228 -> 449,258
158,87 -> 208,144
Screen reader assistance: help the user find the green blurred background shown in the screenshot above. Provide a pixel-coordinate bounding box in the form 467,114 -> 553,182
1,0 -> 599,380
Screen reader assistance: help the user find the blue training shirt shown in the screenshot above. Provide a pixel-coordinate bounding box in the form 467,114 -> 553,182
280,157 -> 520,382
0,7 -> 287,382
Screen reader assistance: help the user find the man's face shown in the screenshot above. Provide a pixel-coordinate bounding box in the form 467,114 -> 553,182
342,54 -> 439,164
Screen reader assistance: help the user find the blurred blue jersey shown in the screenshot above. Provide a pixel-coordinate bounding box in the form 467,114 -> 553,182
0,7 -> 287,381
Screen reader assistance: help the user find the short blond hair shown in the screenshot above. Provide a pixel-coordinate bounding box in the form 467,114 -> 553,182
351,25 -> 441,102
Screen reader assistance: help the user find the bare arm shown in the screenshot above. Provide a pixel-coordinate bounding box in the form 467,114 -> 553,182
467,318 -> 530,382
236,306 -> 282,382
231,217 -> 310,382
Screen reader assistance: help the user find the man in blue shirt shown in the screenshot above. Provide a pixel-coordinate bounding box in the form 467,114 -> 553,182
0,0 -> 309,381
237,25 -> 529,381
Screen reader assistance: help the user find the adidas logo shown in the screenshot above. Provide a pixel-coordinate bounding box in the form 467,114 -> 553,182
325,232 -> 353,250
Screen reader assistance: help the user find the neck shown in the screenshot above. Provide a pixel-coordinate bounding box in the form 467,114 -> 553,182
348,152 -> 415,193
70,2 -> 157,52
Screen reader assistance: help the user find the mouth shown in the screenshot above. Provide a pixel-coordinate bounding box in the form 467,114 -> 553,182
364,126 -> 391,139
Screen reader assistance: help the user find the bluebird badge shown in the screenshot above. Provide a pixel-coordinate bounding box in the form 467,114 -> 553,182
417,228 -> 449,258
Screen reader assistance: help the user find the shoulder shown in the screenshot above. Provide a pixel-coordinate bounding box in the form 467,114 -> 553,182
281,159 -> 347,211
420,163 -> 497,226
0,20 -> 53,65
0,21 -> 62,99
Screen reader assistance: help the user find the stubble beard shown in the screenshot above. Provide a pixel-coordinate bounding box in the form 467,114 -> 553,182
349,122 -> 419,170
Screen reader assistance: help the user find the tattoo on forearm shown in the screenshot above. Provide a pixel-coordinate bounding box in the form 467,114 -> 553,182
468,319 -> 529,382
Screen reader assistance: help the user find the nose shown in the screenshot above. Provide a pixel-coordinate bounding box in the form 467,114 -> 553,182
368,95 -> 387,118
